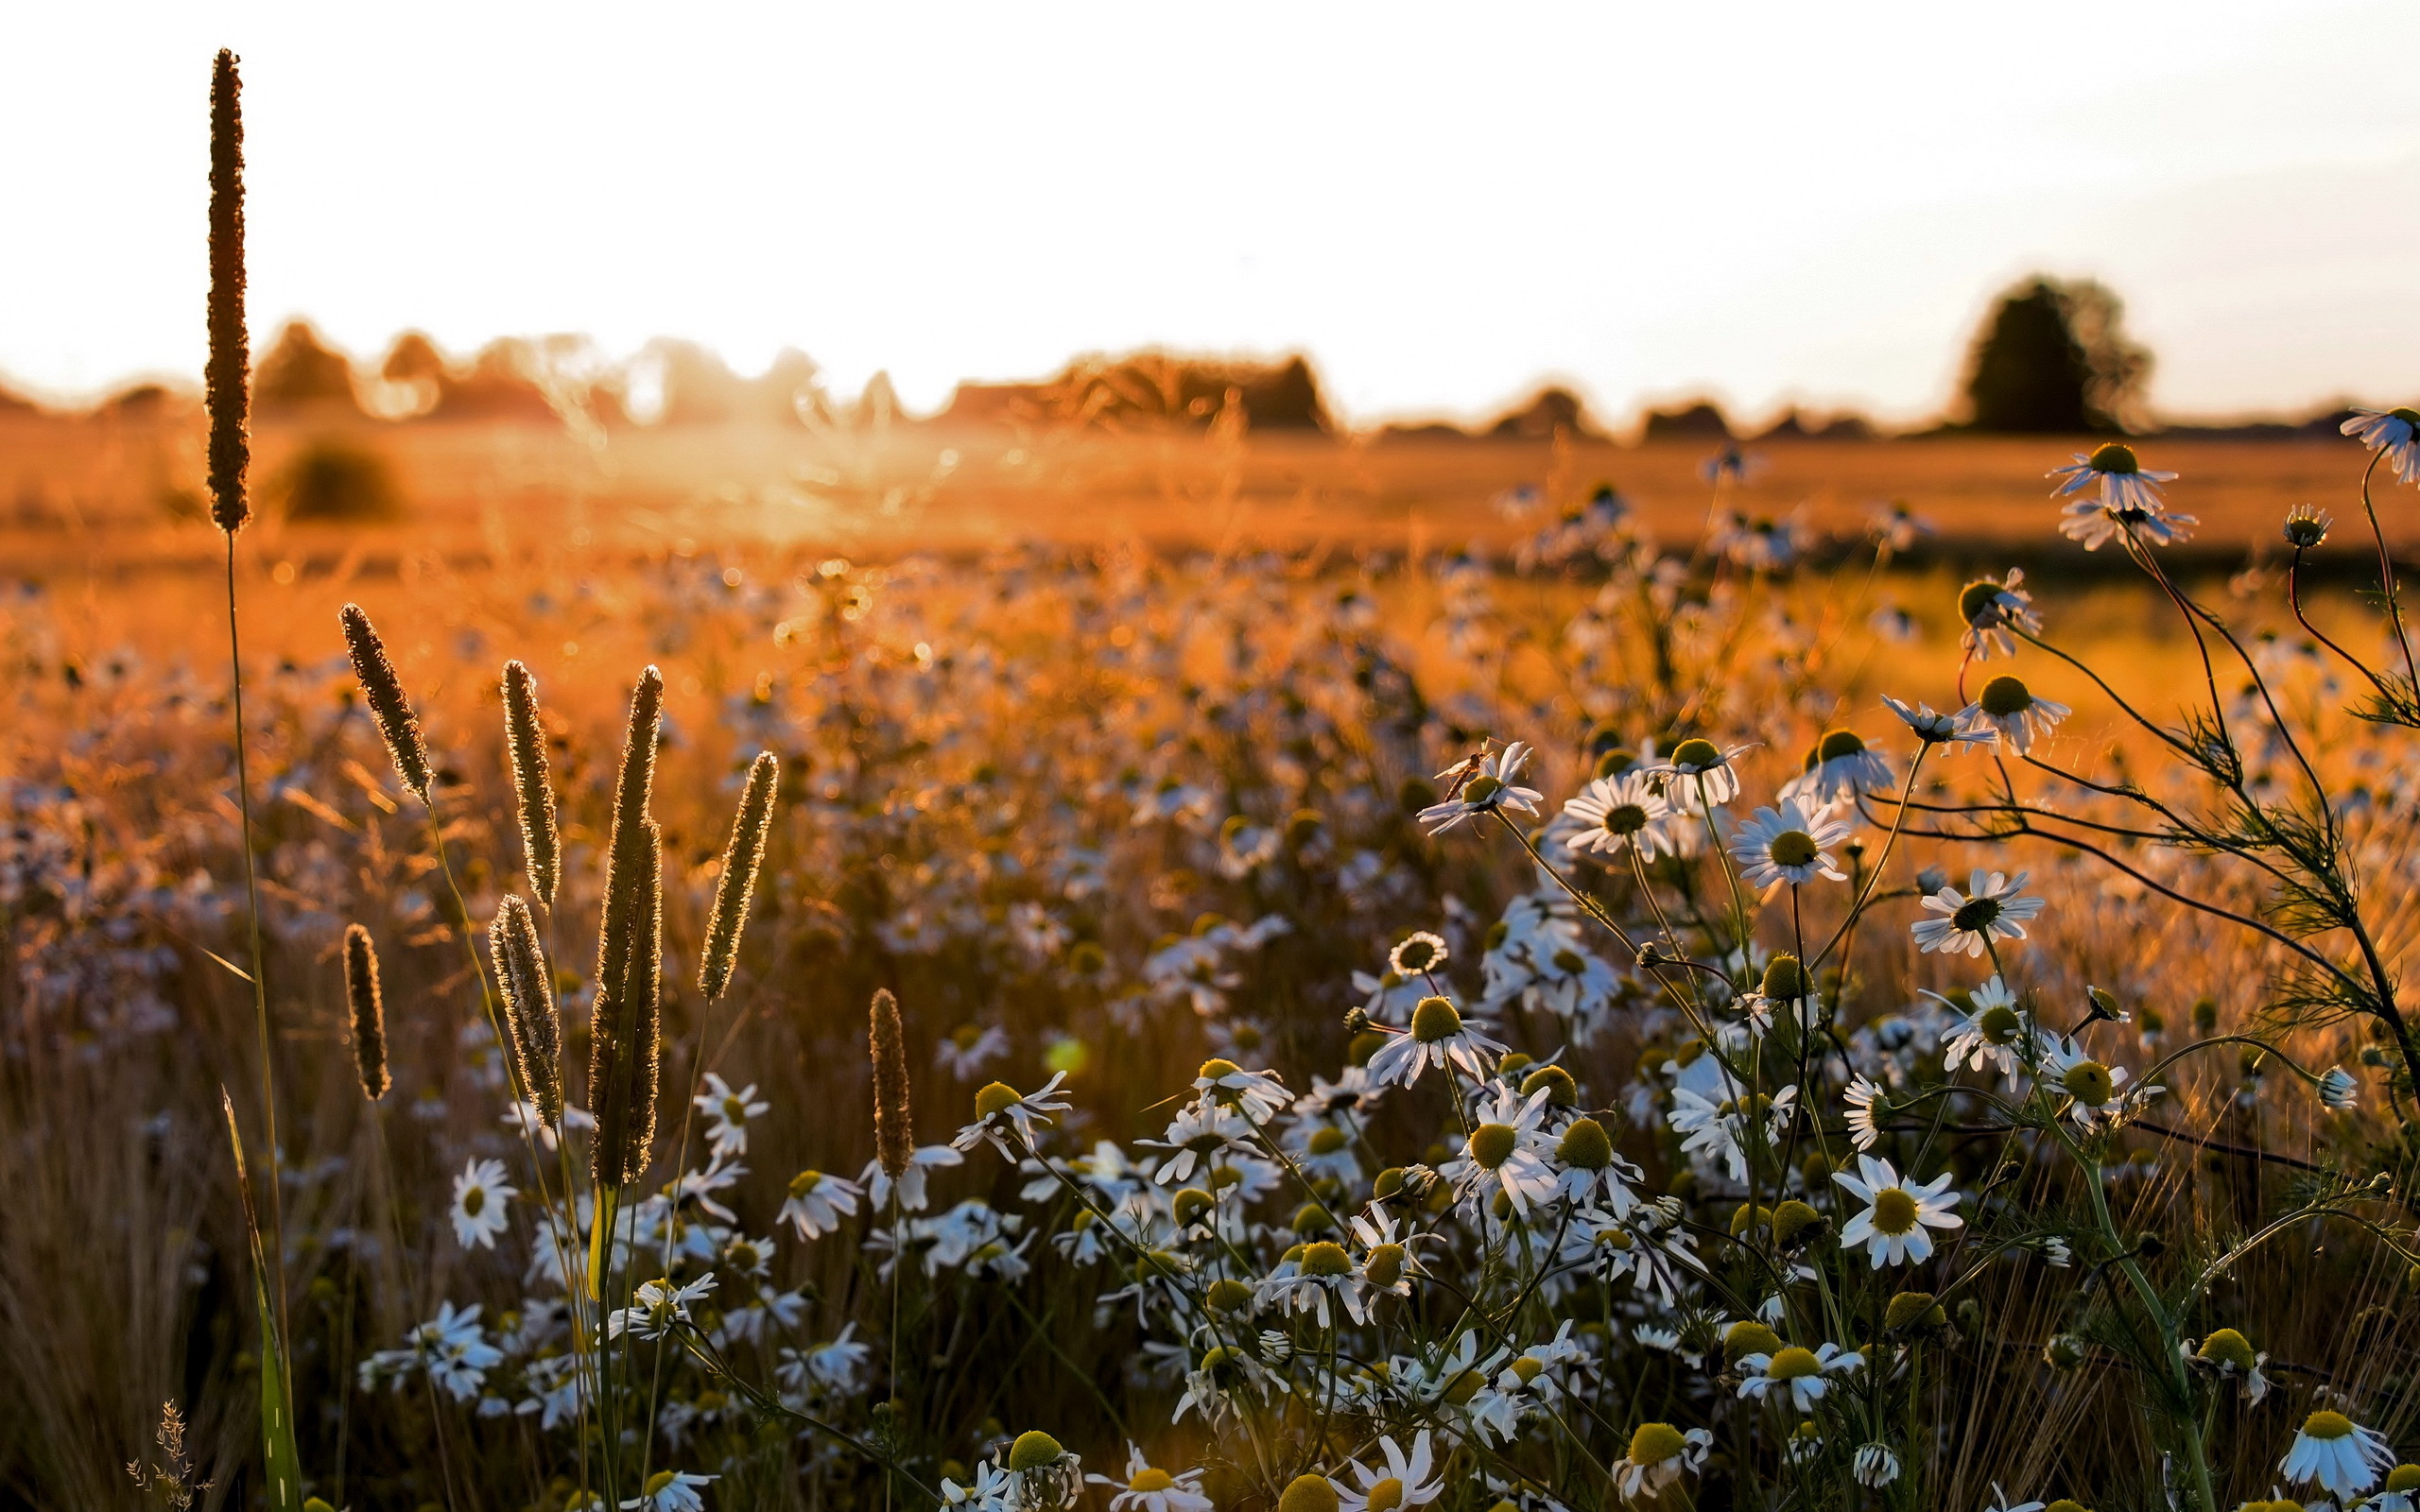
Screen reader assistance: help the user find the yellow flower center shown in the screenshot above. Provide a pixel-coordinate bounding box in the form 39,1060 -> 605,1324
1130,1469 -> 1176,1494
1768,1346 -> 1822,1380
1871,1187 -> 1920,1235
1364,1244 -> 1406,1288
1978,1005 -> 2022,1044
1299,1241 -> 1352,1278
1510,1356 -> 1546,1383
1464,774 -> 1504,804
2196,1328 -> 2257,1373
2063,1061 -> 2116,1107
1364,1479 -> 1405,1512
1672,738 -> 1720,769
1817,728 -> 1866,761
1768,831 -> 1820,868
1979,676 -> 2034,718
642,1471 -> 677,1497
1629,1422 -> 1687,1466
1556,1117 -> 1612,1171
1008,1430 -> 1065,1472
1443,1368 -> 1486,1404
2304,1409 -> 2355,1441
1280,1477 -> 1340,1512
1410,997 -> 1463,1043
1308,1126 -> 1349,1156
788,1170 -> 823,1197
461,1188 -> 484,1217
975,1082 -> 1021,1120
1199,1057 -> 1239,1082
2088,442 -> 2140,474
1468,1123 -> 1518,1169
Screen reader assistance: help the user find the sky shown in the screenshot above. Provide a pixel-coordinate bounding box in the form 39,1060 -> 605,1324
5,3 -> 2420,426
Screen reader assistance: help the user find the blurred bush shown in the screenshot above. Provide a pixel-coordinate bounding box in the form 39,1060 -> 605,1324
273,436 -> 404,522
254,320 -> 363,419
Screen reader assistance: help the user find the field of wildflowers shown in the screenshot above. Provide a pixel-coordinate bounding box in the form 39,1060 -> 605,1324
19,47 -> 2420,1512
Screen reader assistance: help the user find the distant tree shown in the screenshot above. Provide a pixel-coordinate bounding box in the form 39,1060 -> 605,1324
253,320 -> 360,417
1641,401 -> 1734,441
1960,276 -> 2152,433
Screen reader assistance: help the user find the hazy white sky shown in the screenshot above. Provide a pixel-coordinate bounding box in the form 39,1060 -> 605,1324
6,2 -> 2419,424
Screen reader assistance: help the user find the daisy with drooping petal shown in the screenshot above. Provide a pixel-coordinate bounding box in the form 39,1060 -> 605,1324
451,1157 -> 514,1250
860,1143 -> 964,1212
1419,743 -> 1544,834
1366,997 -> 1506,1089
1735,1342 -> 1862,1411
1257,1240 -> 1370,1328
1842,1076 -> 1887,1152
1086,1446 -> 1214,1512
1443,1085 -> 1558,1218
779,1168 -> 864,1239
1562,771 -> 1680,861
2039,1037 -> 2156,1129
1335,1430 -> 1443,1512
1852,1443 -> 1901,1487
1614,1422 -> 1711,1503
1650,737 -> 1754,807
2372,1463 -> 2420,1512
2343,407 -> 2420,484
1779,730 -> 1893,806
951,1072 -> 1072,1160
1959,677 -> 2071,754
1833,1154 -> 1963,1267
1189,1057 -> 1292,1124
937,1022 -> 1011,1080
1729,799 -> 1853,892
1957,570 -> 2043,661
1934,976 -> 2031,1078
2049,442 -> 2179,513
2185,1328 -> 2272,1403
2280,1409 -> 2394,1498
621,1469 -> 716,1512
1549,1115 -> 1644,1215
1911,871 -> 2046,958
1884,695 -> 1994,749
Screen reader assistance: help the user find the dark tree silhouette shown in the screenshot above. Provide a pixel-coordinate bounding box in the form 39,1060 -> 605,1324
253,320 -> 360,417
1960,276 -> 2152,433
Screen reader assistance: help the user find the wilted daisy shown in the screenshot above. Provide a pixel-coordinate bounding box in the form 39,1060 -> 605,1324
696,1073 -> 769,1160
1335,1430 -> 1443,1512
779,1168 -> 864,1239
1651,737 -> 1754,807
1444,1085 -> 1559,1217
1959,676 -> 2071,754
1884,695 -> 1993,748
1853,1443 -> 1902,1488
450,1157 -> 514,1250
1936,976 -> 2031,1078
621,1470 -> 715,1512
2319,1065 -> 2360,1111
1615,1422 -> 1711,1502
1833,1155 -> 1963,1267
1086,1446 -> 1213,1512
1562,771 -> 1680,860
2281,1409 -> 2394,1497
2185,1328 -> 2271,1402
952,1072 -> 1072,1160
1736,1342 -> 1862,1411
1366,997 -> 1505,1089
2343,406 -> 2420,484
1957,570 -> 2043,661
607,1274 -> 717,1341
1418,742 -> 1544,834
776,1322 -> 869,1394
1912,870 -> 2046,957
1729,799 -> 1853,892
1779,730 -> 1893,805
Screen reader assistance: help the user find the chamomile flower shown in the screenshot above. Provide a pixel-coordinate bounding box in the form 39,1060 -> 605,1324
1853,1443 -> 1902,1488
2281,1409 -> 2394,1498
2049,442 -> 2178,513
621,1469 -> 715,1511
2039,1038 -> 2154,1128
695,1073 -> 769,1159
1651,737 -> 1754,807
1366,997 -> 1506,1089
1884,695 -> 1994,748
952,1072 -> 1072,1160
1086,1447 -> 1213,1512
1912,871 -> 2046,958
1549,1115 -> 1644,1215
2320,1065 -> 2360,1111
1562,771 -> 1680,860
1729,799 -> 1853,891
860,1143 -> 964,1212
1335,1431 -> 1443,1512
1833,1155 -> 1963,1267
1443,1085 -> 1559,1217
1779,730 -> 1893,805
1143,1103 -> 1257,1186
2185,1328 -> 2272,1403
1615,1422 -> 1711,1503
1935,976 -> 2031,1078
2374,1464 -> 2420,1512
942,1461 -> 1017,1512
450,1157 -> 514,1250
1957,570 -> 2043,661
1387,931 -> 1450,978
778,1168 -> 864,1239
937,1022 -> 1011,1080
1735,1342 -> 1862,1411
607,1274 -> 717,1341
1668,1083 -> 1797,1183
1958,677 -> 2071,754
1981,1488 -> 2045,1512
2343,407 -> 2420,484
1418,743 -> 1544,834
1258,1240 -> 1370,1327
1189,1058 -> 1292,1124
1842,1075 -> 1887,1152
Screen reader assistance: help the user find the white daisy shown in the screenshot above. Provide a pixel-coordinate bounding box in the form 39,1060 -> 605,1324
1883,695 -> 1994,749
1387,931 -> 1450,978
1778,730 -> 1893,806
1833,1154 -> 1963,1267
2039,1037 -> 2154,1128
2343,406 -> 2420,485
1728,799 -> 1853,892
1668,1082 -> 1796,1183
860,1143 -> 965,1213
1735,1342 -> 1862,1411
1911,871 -> 2046,957
2319,1065 -> 2360,1111
1443,1086 -> 1559,1217
2048,442 -> 2179,514
1614,1422 -> 1711,1503
1189,1057 -> 1292,1124
2185,1328 -> 2272,1403
951,1072 -> 1073,1160
1086,1447 -> 1214,1512
1562,771 -> 1680,861
1548,1115 -> 1644,1215
695,1073 -> 769,1160
778,1168 -> 864,1239
450,1157 -> 514,1250
937,1022 -> 1011,1080
1257,1240 -> 1370,1328
607,1274 -> 717,1341
1852,1443 -> 1901,1488
1649,737 -> 1754,808
1365,997 -> 1506,1089
1956,570 -> 2043,661
1958,677 -> 2071,754
1419,742 -> 1545,834
1934,976 -> 2031,1079
1335,1431 -> 1443,1512
941,1462 -> 1017,1512
1842,1076 -> 1887,1152
621,1469 -> 715,1511
2281,1409 -> 2394,1498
